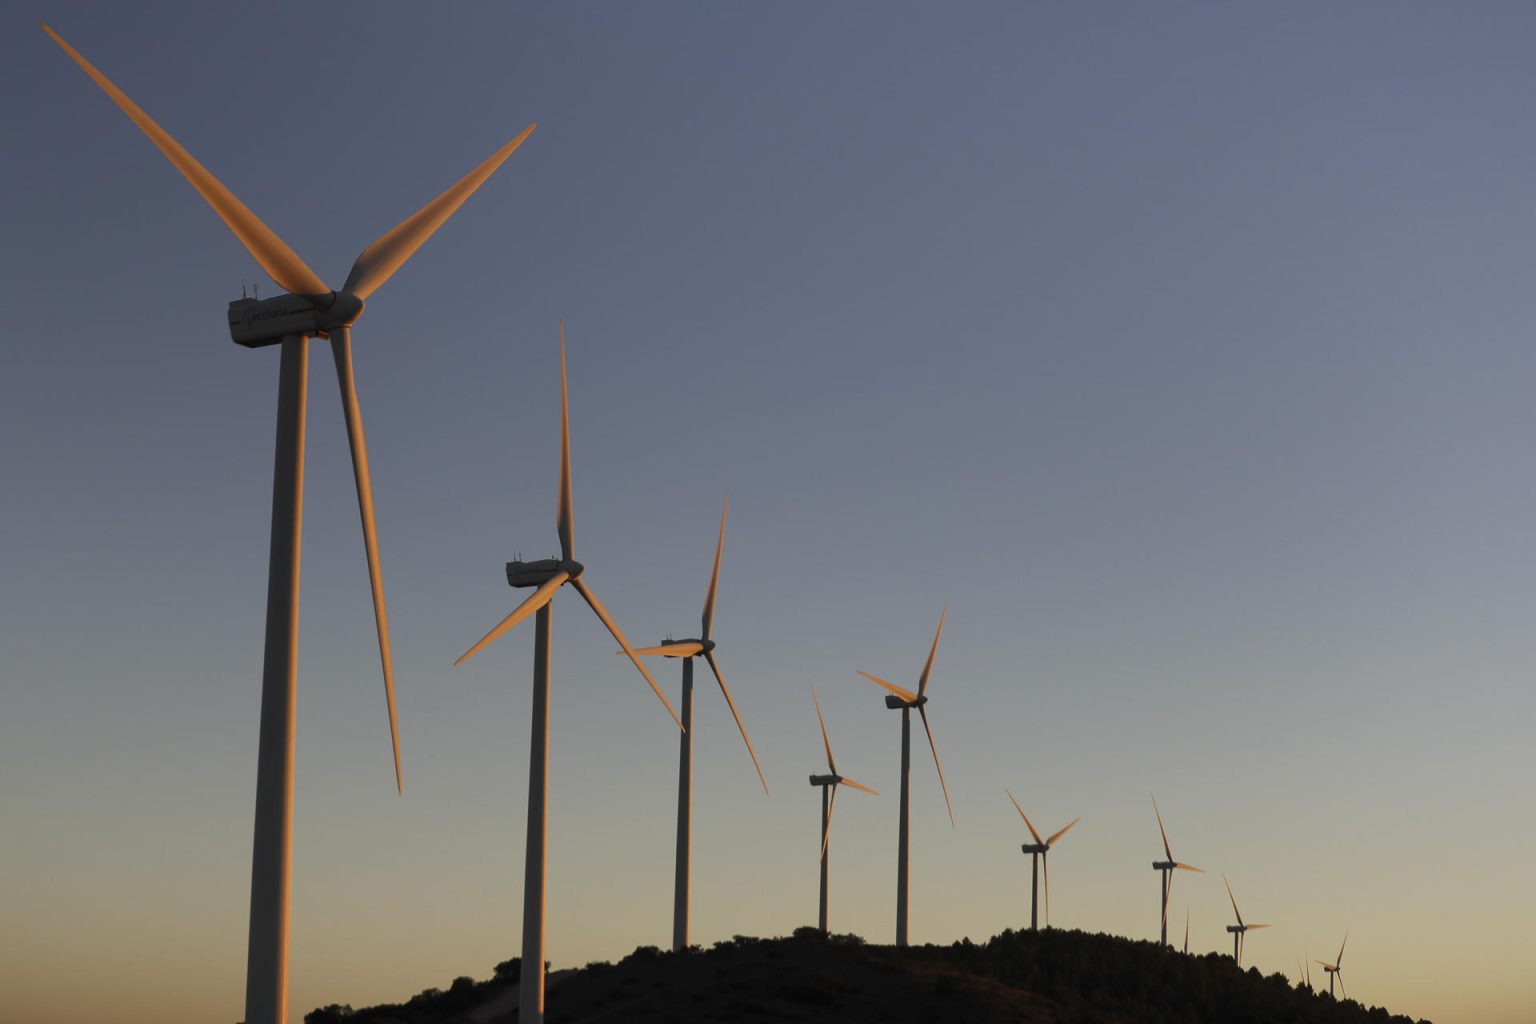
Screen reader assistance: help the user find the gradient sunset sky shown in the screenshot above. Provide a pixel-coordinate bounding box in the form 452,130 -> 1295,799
4,4 -> 1535,1023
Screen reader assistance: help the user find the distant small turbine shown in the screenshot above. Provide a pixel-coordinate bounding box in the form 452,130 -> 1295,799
1150,796 -> 1203,947
1221,874 -> 1271,966
454,325 -> 681,1024
808,681 -> 877,932
1004,789 -> 1079,931
1183,909 -> 1190,954
625,496 -> 769,951
860,605 -> 954,947
1315,931 -> 1349,999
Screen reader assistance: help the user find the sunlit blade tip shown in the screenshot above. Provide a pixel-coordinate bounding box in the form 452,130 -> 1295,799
811,681 -> 837,774
1152,795 -> 1173,861
42,25 -> 329,297
701,495 -> 726,639
341,122 -> 536,299
329,332 -> 402,793
706,650 -> 767,794
623,641 -> 704,658
917,604 -> 947,697
1174,862 -> 1204,873
1005,788 -> 1045,846
1046,816 -> 1081,847
918,706 -> 953,827
453,571 -> 566,666
1223,874 -> 1243,926
557,323 -> 573,562
839,775 -> 878,796
820,784 -> 839,860
571,577 -> 682,730
858,671 -> 917,703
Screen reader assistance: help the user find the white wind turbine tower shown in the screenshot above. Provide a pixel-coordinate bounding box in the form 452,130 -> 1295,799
1151,796 -> 1203,947
1221,873 -> 1271,966
1315,931 -> 1349,998
808,681 -> 878,932
1004,789 -> 1079,931
42,25 -> 534,1024
859,606 -> 954,947
623,496 -> 768,950
454,325 -> 681,1024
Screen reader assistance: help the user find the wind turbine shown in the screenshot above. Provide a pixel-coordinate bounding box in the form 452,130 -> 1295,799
1221,874 -> 1270,966
454,325 -> 680,1024
1004,790 -> 1079,931
1151,796 -> 1203,947
42,25 -> 534,1024
1315,931 -> 1349,998
808,681 -> 877,932
623,496 -> 768,950
1183,909 -> 1190,954
859,606 -> 953,947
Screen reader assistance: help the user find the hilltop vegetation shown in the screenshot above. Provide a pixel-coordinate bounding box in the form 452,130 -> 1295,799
306,927 -> 1430,1024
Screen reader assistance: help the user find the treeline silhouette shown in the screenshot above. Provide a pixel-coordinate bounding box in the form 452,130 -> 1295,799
305,927 -> 1431,1024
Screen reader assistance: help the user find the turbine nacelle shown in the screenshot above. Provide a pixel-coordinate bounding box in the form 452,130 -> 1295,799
653,636 -> 715,657
506,558 -> 585,588
228,290 -> 367,347
1021,842 -> 1049,855
1153,859 -> 1177,870
808,772 -> 841,787
884,692 -> 928,710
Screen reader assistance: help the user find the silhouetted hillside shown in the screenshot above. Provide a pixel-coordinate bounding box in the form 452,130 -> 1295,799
306,927 -> 1431,1024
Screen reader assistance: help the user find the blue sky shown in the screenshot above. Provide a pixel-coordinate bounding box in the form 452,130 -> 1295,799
4,4 -> 1536,1022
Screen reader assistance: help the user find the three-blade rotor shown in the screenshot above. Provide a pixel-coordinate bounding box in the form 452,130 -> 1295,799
46,22 -> 538,793
1006,789 -> 1079,925
454,326 -> 680,731
861,605 -> 953,826
627,496 -> 766,792
812,682 -> 876,859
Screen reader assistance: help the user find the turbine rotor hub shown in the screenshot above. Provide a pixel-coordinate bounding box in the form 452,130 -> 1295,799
315,290 -> 365,330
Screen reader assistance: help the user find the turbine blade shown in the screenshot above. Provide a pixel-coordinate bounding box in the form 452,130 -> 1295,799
820,783 -> 839,860
453,571 -> 567,666
342,124 -> 536,300
701,495 -> 726,639
838,775 -> 878,796
918,705 -> 953,827
1338,974 -> 1346,999
1315,960 -> 1336,969
570,577 -> 681,730
1045,816 -> 1081,848
331,328 -> 401,792
1337,930 -> 1348,966
41,25 -> 329,297
858,671 -> 917,703
557,323 -> 573,561
916,604 -> 947,697
704,650 -> 768,794
1005,788 -> 1045,846
811,681 -> 837,775
1223,873 -> 1244,927
1184,910 -> 1190,954
1174,862 -> 1204,873
622,641 -> 704,658
1246,923 -> 1271,930
1152,795 -> 1174,862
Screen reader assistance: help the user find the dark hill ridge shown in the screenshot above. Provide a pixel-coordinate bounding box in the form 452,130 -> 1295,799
306,927 -> 1431,1024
